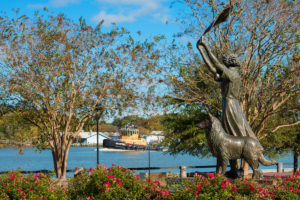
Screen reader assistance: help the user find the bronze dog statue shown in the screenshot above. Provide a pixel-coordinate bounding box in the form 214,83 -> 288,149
197,115 -> 276,179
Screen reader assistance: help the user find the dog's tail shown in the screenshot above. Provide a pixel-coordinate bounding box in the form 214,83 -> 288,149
258,153 -> 277,166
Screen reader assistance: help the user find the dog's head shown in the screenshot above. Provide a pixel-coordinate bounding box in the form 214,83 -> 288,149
196,118 -> 211,129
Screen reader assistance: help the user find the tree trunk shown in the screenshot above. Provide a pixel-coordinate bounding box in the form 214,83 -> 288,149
51,144 -> 71,179
293,146 -> 299,174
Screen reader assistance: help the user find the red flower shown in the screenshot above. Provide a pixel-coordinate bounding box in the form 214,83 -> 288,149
208,172 -> 216,179
117,181 -> 123,186
197,184 -> 201,191
194,190 -> 198,196
10,172 -> 15,181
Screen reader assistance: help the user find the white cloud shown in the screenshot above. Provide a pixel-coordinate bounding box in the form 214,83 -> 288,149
93,0 -> 169,26
27,0 -> 82,9
27,4 -> 45,9
153,12 -> 169,24
49,0 -> 81,7
92,11 -> 135,26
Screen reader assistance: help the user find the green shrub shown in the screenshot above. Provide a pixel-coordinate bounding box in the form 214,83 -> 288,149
68,164 -> 172,200
0,171 -> 68,200
0,167 -> 299,200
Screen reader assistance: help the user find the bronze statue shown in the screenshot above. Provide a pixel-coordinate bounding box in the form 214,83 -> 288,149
195,2 -> 276,178
197,37 -> 258,140
196,115 -> 276,179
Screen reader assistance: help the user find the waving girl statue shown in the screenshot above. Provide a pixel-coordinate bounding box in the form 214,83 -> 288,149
195,2 -> 276,178
197,37 -> 258,141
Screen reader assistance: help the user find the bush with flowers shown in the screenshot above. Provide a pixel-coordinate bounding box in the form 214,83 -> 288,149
68,164 -> 172,200
168,171 -> 300,200
0,166 -> 299,200
0,170 -> 68,200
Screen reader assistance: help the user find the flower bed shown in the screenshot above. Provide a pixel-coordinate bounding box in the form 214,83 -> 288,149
0,171 -> 68,200
0,166 -> 299,200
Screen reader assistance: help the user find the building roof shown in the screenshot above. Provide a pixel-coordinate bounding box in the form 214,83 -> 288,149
78,131 -> 110,139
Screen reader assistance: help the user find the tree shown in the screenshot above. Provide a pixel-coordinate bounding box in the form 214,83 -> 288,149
261,95 -> 300,174
112,115 -> 146,128
161,104 -> 209,157
0,110 -> 39,142
154,0 -> 298,151
0,10 -> 158,179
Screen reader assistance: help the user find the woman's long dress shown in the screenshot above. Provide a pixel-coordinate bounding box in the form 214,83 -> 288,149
220,72 -> 257,139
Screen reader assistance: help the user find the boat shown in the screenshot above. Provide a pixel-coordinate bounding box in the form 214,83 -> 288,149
103,125 -> 163,151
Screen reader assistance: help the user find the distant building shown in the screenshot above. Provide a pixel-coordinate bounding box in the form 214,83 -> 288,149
78,131 -> 110,145
144,131 -> 165,144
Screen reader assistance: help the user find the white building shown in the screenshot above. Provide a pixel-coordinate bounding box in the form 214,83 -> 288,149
78,131 -> 110,145
145,131 -> 165,144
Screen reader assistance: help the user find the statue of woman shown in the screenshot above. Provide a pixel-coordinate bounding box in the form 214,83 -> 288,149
196,36 -> 259,141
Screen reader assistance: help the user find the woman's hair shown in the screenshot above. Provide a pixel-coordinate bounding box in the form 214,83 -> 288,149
222,54 -> 241,67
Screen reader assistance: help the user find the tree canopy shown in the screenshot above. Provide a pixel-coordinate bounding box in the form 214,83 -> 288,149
152,0 -> 299,154
0,10 -> 159,179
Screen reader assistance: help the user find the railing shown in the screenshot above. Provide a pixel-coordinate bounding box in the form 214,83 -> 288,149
0,162 -> 295,176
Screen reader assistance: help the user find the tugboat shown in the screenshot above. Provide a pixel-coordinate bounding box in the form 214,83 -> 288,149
103,125 -> 162,151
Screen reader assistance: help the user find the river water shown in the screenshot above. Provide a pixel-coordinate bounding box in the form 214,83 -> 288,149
0,147 -> 296,176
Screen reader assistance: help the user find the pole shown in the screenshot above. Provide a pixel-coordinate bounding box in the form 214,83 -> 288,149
148,147 -> 151,180
97,118 -> 99,165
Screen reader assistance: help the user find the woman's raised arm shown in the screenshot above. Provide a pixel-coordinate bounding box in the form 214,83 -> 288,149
196,40 -> 217,75
198,38 -> 232,79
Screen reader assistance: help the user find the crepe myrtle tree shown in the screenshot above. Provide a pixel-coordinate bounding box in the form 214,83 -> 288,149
157,0 -> 298,142
152,0 -> 298,175
0,10 -> 159,179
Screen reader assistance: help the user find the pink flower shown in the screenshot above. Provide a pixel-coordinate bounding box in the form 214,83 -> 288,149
103,181 -> 111,187
197,184 -> 202,191
161,190 -> 170,196
117,181 -> 123,186
10,172 -> 15,181
133,175 -> 140,180
208,172 -> 216,179
155,179 -> 162,185
35,182 -> 39,185
194,191 -> 198,196
89,168 -> 93,172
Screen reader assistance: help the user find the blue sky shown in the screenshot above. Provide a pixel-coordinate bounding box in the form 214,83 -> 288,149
1,0 -> 182,39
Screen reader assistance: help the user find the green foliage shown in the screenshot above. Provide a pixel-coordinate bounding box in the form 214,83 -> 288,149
161,105 -> 210,157
68,165 -> 170,200
0,110 -> 38,142
261,95 -> 299,163
0,171 -> 68,200
156,0 -> 299,161
0,9 -> 161,178
168,172 -> 300,200
1,167 -> 299,200
112,115 -> 163,135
